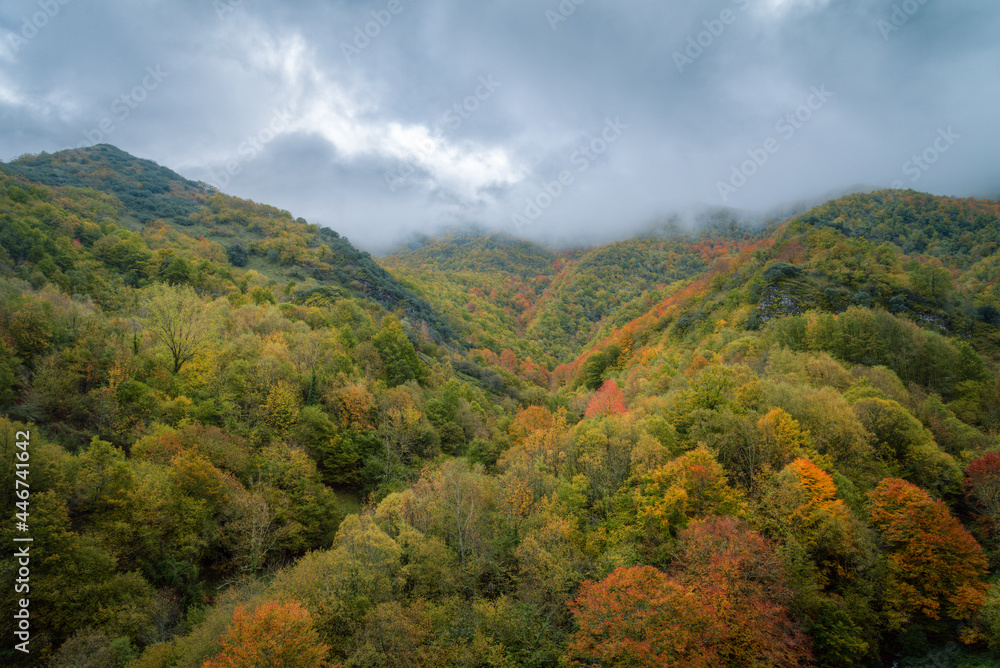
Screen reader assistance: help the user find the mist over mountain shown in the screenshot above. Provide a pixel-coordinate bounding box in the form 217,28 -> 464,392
2,0 -> 998,249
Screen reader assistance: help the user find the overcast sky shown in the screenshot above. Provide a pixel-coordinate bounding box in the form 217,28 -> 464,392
1,0 -> 997,250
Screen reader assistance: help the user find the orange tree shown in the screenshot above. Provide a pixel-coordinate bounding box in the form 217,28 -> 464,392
868,477 -> 988,634
201,600 -> 330,668
565,565 -> 720,668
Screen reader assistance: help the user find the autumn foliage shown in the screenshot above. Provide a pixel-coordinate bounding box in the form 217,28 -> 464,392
567,517 -> 811,668
565,565 -> 721,668
671,517 -> 813,667
868,477 -> 989,627
633,447 -> 744,552
6,154 -> 1000,665
584,379 -> 627,418
965,451 -> 1000,537
201,600 -> 330,668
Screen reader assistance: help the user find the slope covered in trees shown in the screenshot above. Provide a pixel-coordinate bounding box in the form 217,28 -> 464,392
1,145 -> 453,341
380,212 -> 765,364
2,148 -> 1000,668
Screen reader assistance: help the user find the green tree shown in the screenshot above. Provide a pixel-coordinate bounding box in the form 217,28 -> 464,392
372,316 -> 426,387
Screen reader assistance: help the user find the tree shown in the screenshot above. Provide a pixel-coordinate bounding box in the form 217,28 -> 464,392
965,452 -> 1000,539
565,565 -> 720,668
48,632 -> 137,668
263,381 -> 302,438
201,600 -> 329,668
766,458 -> 861,589
91,231 -> 153,277
907,258 -> 952,303
756,408 -> 809,471
633,446 -> 743,560
9,300 -> 52,359
334,383 -> 375,431
226,243 -> 248,267
868,477 -> 989,630
269,514 -> 404,653
0,338 -> 19,407
162,257 -> 191,285
584,379 -> 627,418
853,398 -> 961,495
583,345 -> 620,390
141,283 -> 218,374
567,517 -> 813,668
508,405 -> 554,444
371,386 -> 426,488
671,517 -> 813,667
372,316 -> 425,387
170,449 -> 228,507
422,459 -> 489,568
222,480 -> 284,578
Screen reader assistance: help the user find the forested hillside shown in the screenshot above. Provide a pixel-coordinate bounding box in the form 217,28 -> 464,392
380,212 -> 765,364
2,148 -> 1000,667
1,145 -> 452,341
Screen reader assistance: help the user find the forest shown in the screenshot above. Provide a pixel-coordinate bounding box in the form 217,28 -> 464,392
2,146 -> 1000,667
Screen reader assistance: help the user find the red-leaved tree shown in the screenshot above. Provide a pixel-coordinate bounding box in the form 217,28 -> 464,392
584,379 -> 627,419
965,451 -> 1000,538
672,517 -> 813,667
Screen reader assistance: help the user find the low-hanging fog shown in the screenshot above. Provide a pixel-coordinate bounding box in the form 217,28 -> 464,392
1,0 -> 997,250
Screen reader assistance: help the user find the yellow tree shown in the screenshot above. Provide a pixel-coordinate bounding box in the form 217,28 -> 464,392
374,386 -> 425,485
140,283 -> 219,374
264,381 -> 302,438
632,446 -> 744,562
769,458 -> 861,587
756,408 -> 810,472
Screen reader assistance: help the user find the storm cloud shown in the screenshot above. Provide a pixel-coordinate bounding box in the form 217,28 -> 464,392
1,0 -> 997,249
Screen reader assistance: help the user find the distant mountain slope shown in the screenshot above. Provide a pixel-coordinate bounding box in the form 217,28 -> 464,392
380,214 -> 765,362
390,231 -> 558,280
0,145 -> 454,340
380,232 -> 561,362
521,235 -> 712,359
569,189 -> 1000,393
4,144 -> 206,225
796,190 -> 1000,266
380,189 -> 1000,400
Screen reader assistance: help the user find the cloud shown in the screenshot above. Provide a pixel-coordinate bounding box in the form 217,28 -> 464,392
0,0 -> 998,249
758,0 -> 832,15
181,22 -> 525,204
